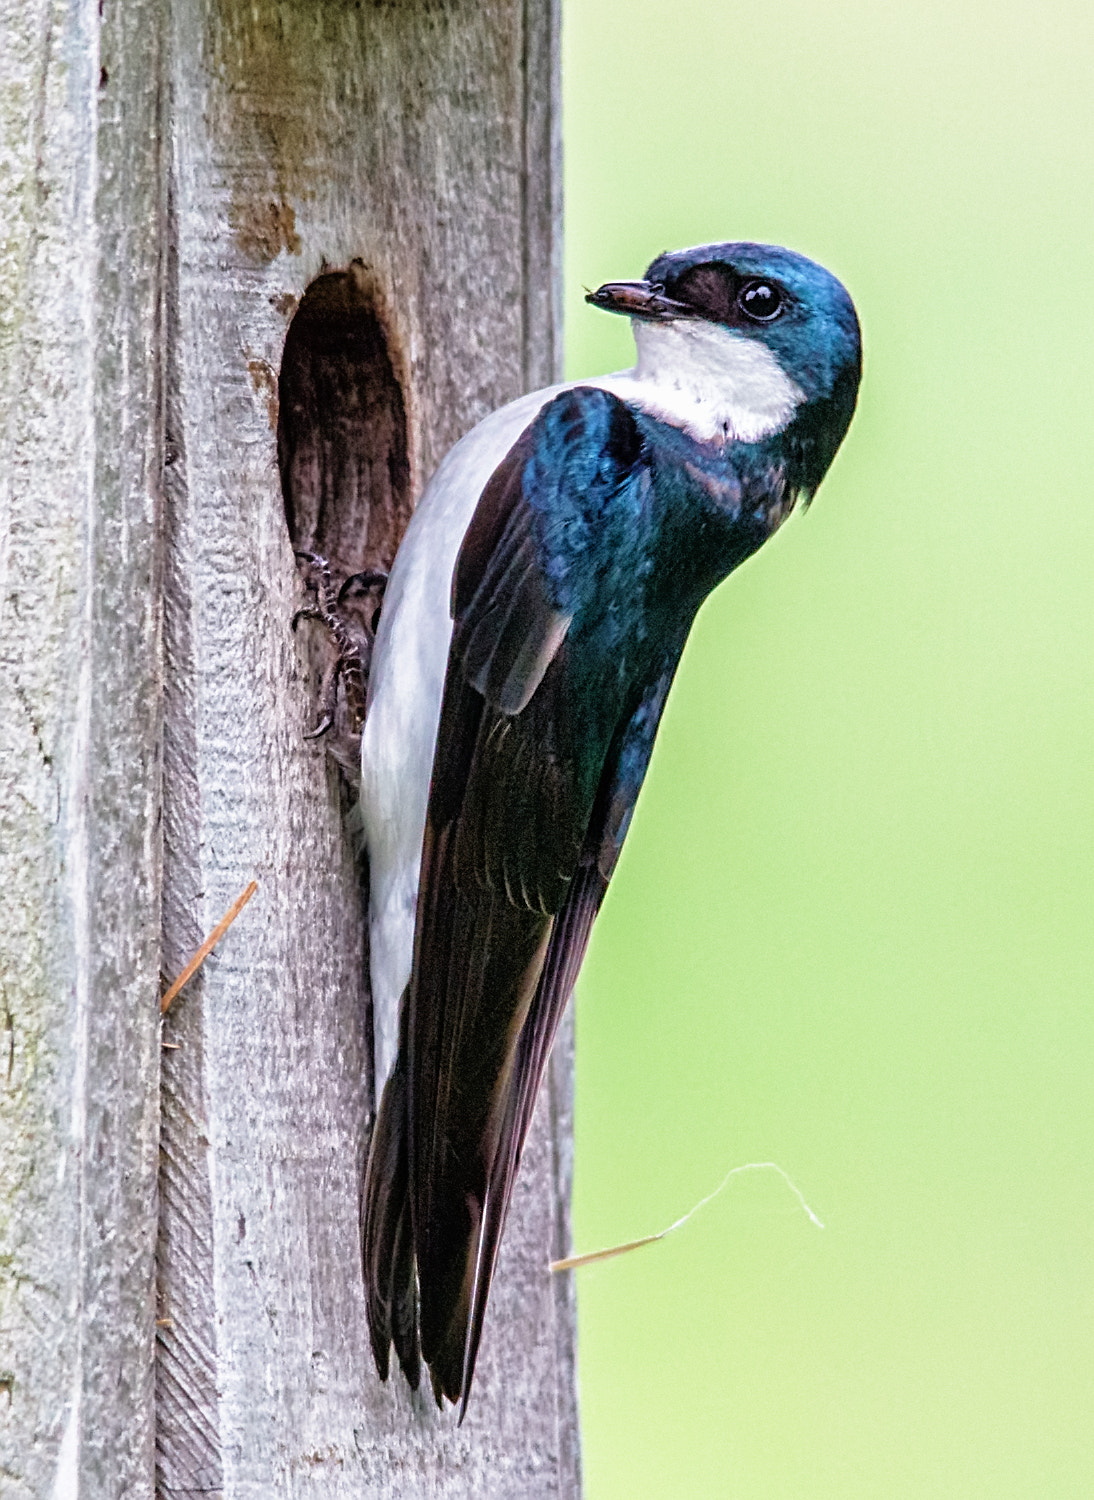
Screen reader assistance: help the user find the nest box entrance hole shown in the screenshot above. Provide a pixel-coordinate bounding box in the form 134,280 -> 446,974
278,263 -> 412,780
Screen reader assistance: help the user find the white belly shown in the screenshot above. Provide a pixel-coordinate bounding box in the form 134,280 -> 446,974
360,383 -> 568,1084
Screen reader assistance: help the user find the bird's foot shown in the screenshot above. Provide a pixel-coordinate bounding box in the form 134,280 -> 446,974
292,552 -> 387,742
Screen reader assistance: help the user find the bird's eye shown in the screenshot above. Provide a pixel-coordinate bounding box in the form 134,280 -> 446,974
738,280 -> 783,323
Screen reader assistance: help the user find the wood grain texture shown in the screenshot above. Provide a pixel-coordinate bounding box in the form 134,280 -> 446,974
0,0 -> 165,1495
0,0 -> 573,1491
158,0 -> 577,1495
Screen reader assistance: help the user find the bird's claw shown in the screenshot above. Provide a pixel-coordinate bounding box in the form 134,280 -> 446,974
338,569 -> 388,604
303,711 -> 335,741
292,553 -> 388,737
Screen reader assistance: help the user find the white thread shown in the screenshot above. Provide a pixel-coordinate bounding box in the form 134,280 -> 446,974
550,1160 -> 824,1273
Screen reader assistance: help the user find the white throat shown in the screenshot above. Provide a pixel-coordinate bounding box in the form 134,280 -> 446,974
599,319 -> 804,446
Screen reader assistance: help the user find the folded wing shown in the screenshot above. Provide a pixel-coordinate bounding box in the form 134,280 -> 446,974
363,386 -> 678,1411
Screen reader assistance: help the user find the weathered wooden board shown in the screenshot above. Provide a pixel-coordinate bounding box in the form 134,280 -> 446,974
4,0 -> 576,1494
159,2 -> 575,1488
0,0 -> 166,1494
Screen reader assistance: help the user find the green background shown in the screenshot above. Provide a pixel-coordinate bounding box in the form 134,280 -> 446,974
561,0 -> 1094,1494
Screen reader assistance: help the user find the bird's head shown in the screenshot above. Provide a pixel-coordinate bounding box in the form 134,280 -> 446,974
587,242 -> 861,475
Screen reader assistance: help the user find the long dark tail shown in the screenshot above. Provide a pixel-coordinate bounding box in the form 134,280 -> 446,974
361,1003 -> 421,1391
361,860 -> 606,1414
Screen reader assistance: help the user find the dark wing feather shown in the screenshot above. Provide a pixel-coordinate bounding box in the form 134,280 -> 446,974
453,425 -> 573,717
461,506 -> 572,715
361,1026 -> 420,1388
363,386 -> 661,1410
456,668 -> 678,1411
410,653 -> 586,1400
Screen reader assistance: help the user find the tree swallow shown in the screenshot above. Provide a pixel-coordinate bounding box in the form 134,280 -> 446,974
359,242 -> 862,1413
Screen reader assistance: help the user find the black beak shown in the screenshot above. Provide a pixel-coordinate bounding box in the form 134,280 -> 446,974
585,280 -> 694,321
